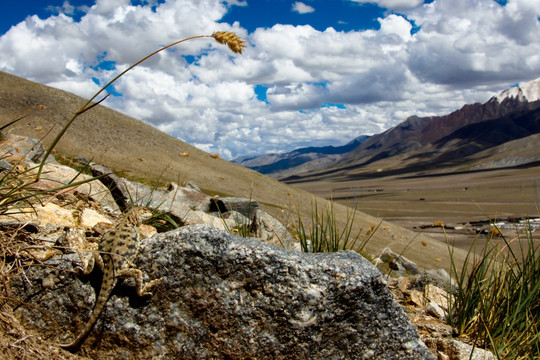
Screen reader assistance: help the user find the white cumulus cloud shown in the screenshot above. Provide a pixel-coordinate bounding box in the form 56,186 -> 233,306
292,2 -> 316,14
0,0 -> 539,160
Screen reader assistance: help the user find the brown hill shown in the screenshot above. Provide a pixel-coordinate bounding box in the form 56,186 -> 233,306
0,70 -> 465,270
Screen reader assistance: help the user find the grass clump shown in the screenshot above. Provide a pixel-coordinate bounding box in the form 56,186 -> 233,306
446,223 -> 539,359
294,200 -> 377,254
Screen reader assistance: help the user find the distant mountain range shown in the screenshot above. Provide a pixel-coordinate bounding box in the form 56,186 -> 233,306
238,77 -> 540,181
233,135 -> 369,178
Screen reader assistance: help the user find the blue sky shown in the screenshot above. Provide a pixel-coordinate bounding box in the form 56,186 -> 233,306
222,1 -> 387,32
0,0 -> 539,159
1,1 -> 396,34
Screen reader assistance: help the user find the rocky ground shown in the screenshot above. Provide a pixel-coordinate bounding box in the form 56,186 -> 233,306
0,134 -> 495,359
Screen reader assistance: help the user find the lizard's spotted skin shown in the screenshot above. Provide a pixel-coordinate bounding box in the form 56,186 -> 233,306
60,207 -> 160,351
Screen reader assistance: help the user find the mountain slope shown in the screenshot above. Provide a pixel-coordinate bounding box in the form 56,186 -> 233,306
284,77 -> 540,182
0,70 -> 461,270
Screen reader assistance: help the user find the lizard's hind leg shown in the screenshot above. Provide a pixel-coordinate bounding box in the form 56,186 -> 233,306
116,268 -> 161,297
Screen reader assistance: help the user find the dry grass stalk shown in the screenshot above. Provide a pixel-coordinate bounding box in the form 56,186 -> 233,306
36,31 -> 246,180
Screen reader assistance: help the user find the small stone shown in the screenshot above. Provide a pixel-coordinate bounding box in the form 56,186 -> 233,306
425,284 -> 449,311
398,277 -> 410,294
445,339 -> 496,360
139,224 -> 158,239
377,247 -> 420,275
438,351 -> 450,360
42,275 -> 55,289
73,157 -> 89,166
408,289 -> 425,307
80,208 -> 113,228
425,300 -> 446,320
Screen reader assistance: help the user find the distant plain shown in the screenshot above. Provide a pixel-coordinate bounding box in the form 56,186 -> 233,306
288,164 -> 540,252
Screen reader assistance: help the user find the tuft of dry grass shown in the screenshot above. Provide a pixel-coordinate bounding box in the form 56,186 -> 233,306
293,199 -> 380,255
0,225 -> 52,359
446,223 -> 540,359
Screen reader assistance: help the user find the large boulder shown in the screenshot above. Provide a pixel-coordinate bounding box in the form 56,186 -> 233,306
11,225 -> 433,359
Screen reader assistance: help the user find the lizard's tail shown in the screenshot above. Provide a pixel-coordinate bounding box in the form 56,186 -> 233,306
59,271 -> 116,351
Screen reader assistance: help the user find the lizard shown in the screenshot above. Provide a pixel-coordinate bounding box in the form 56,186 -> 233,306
60,206 -> 161,351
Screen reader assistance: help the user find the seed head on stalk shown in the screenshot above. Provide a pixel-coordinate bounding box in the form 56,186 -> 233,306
212,31 -> 246,54
35,31 -> 246,180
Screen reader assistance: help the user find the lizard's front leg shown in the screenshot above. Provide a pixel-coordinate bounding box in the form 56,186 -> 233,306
67,228 -> 102,275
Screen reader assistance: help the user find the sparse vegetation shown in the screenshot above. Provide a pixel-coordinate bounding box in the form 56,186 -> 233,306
6,22 -> 532,360
0,155 -> 97,217
218,206 -> 252,237
217,192 -> 258,238
446,223 -> 540,359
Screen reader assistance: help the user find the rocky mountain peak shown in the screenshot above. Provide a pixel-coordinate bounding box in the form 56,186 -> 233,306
494,77 -> 540,104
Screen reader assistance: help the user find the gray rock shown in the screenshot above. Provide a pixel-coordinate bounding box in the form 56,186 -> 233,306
90,165 -> 214,214
90,163 -> 131,210
32,162 -> 120,213
252,209 -> 296,250
443,340 -> 495,360
166,182 -> 211,211
422,268 -> 455,288
174,187 -> 213,212
0,158 -> 11,170
0,133 -> 57,165
212,197 -> 260,219
185,181 -> 201,192
377,247 -> 420,275
73,156 -> 90,166
0,133 -> 44,163
12,225 -> 433,359
220,210 -> 250,224
425,300 -> 446,320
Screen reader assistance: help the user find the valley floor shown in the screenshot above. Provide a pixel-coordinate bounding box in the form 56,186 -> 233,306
288,164 -> 540,253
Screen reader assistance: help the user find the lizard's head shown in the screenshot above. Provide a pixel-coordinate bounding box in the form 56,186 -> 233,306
125,206 -> 154,226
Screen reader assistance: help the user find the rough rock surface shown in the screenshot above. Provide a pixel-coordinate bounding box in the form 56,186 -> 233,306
12,225 -> 433,359
387,277 -> 496,360
33,162 -> 120,213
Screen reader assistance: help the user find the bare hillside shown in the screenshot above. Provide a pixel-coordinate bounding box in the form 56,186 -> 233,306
0,70 -> 467,269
